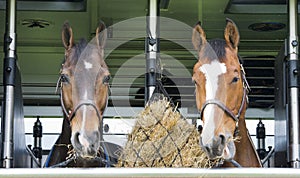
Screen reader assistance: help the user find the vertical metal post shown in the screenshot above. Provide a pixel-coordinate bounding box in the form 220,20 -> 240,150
274,44 -> 287,167
1,0 -> 17,168
256,119 -> 266,160
287,0 -> 300,168
33,117 -> 42,167
145,0 -> 159,103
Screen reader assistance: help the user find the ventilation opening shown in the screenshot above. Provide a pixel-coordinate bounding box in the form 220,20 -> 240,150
0,0 -> 86,11
225,0 -> 299,14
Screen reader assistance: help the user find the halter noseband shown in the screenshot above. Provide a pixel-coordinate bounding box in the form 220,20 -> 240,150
66,101 -> 102,122
198,64 -> 250,136
58,82 -> 106,124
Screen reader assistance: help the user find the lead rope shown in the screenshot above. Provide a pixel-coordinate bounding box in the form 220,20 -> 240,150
228,159 -> 242,167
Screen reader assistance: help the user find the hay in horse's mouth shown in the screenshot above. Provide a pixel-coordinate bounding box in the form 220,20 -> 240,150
116,95 -> 223,168
64,144 -> 98,161
63,146 -> 110,167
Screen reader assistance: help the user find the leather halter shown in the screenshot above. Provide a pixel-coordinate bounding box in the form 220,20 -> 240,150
57,76 -> 108,123
56,53 -> 110,123
51,81 -> 111,167
198,64 -> 250,136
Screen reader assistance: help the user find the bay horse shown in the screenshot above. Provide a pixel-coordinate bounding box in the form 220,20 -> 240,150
192,18 -> 262,167
44,21 -> 119,167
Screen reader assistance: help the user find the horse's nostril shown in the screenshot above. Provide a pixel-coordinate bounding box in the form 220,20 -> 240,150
75,132 -> 80,142
88,147 -> 97,156
219,134 -> 226,145
72,131 -> 100,156
73,132 -> 82,150
204,146 -> 210,154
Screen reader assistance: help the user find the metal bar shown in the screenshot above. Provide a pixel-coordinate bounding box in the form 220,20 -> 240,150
145,0 -> 159,103
1,0 -> 17,168
262,148 -> 275,165
2,168 -> 300,178
274,44 -> 287,167
33,117 -> 42,167
287,0 -> 300,168
0,106 -> 274,118
198,0 -> 202,21
1,87 -> 14,168
25,145 -> 41,168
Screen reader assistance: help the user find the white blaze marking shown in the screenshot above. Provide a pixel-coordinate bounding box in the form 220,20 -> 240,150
84,61 -> 93,70
199,60 -> 227,145
80,91 -> 88,143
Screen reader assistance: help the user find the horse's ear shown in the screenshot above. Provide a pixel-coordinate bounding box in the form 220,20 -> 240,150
96,21 -> 107,48
224,18 -> 240,49
62,21 -> 73,50
192,21 -> 207,51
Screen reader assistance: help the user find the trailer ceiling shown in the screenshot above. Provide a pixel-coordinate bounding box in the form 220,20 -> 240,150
0,0 -> 291,109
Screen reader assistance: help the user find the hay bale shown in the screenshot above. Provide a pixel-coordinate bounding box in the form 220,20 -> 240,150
117,96 -> 221,168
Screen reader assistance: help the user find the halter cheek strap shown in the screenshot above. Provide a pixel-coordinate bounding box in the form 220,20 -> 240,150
60,88 -> 70,117
199,87 -> 247,137
198,64 -> 250,137
67,101 -> 102,122
59,85 -> 106,124
200,100 -> 239,123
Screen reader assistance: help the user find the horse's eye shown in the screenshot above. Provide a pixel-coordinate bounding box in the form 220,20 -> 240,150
103,75 -> 110,84
231,77 -> 239,83
61,74 -> 69,83
192,78 -> 197,85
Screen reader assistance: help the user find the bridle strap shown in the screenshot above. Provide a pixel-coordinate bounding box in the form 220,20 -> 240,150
59,88 -> 103,123
199,87 -> 247,123
60,89 -> 69,117
237,87 -> 247,119
199,64 -> 250,128
228,159 -> 242,167
68,101 -> 102,122
200,99 -> 239,123
198,65 -> 249,168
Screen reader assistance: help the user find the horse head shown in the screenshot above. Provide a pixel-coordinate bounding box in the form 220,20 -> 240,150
192,19 -> 248,161
58,21 -> 110,158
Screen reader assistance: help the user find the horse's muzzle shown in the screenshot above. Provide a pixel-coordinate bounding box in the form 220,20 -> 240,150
72,131 -> 100,158
199,134 -> 236,160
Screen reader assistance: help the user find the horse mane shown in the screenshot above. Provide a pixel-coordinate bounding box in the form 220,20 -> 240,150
73,38 -> 88,65
76,39 -> 88,59
62,38 -> 88,66
207,39 -> 226,60
203,39 -> 244,64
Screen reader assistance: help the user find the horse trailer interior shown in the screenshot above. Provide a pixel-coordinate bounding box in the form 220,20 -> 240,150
0,0 -> 300,177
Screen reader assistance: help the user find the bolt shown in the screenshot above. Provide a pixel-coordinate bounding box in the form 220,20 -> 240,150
149,38 -> 156,46
6,67 -> 11,72
293,69 -> 299,75
149,68 -> 155,73
292,40 -> 298,47
6,36 -> 12,43
104,124 -> 109,133
198,125 -> 203,134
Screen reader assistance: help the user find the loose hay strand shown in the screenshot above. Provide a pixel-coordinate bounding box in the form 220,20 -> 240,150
117,96 -> 222,168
